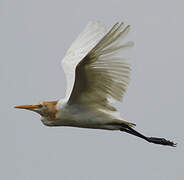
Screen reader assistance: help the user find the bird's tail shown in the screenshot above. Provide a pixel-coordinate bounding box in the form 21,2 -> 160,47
121,120 -> 136,128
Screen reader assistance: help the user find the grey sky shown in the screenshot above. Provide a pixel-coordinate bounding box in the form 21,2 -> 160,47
1,0 -> 183,179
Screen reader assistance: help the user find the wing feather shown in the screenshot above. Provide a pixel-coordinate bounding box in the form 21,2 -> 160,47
65,22 -> 133,111
61,21 -> 106,101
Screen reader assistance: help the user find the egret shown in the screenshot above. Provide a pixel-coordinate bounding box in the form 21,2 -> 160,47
15,21 -> 176,147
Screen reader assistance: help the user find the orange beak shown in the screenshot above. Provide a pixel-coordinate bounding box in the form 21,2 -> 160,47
14,104 -> 40,110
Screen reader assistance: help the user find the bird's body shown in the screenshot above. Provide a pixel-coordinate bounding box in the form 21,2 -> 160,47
41,100 -> 134,130
15,21 -> 176,147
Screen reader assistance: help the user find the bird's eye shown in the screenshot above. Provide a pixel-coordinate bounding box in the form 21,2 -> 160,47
38,104 -> 43,108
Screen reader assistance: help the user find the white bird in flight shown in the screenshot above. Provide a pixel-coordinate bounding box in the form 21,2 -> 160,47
15,21 -> 176,147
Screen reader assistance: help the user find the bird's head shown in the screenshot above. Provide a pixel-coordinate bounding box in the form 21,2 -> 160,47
14,101 -> 58,120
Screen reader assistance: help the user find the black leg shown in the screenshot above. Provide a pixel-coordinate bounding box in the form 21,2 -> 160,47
120,126 -> 176,147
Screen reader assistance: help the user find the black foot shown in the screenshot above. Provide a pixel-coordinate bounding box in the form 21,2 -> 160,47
148,137 -> 176,147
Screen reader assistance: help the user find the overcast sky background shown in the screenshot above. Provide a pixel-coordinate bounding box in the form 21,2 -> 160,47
1,0 -> 184,179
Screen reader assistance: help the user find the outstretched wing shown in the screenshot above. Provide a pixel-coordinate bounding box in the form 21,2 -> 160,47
61,21 -> 106,101
61,22 -> 133,111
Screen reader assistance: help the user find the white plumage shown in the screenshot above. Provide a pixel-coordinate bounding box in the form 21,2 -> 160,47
61,21 -> 107,102
60,22 -> 133,113
15,21 -> 176,146
54,21 -> 135,130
